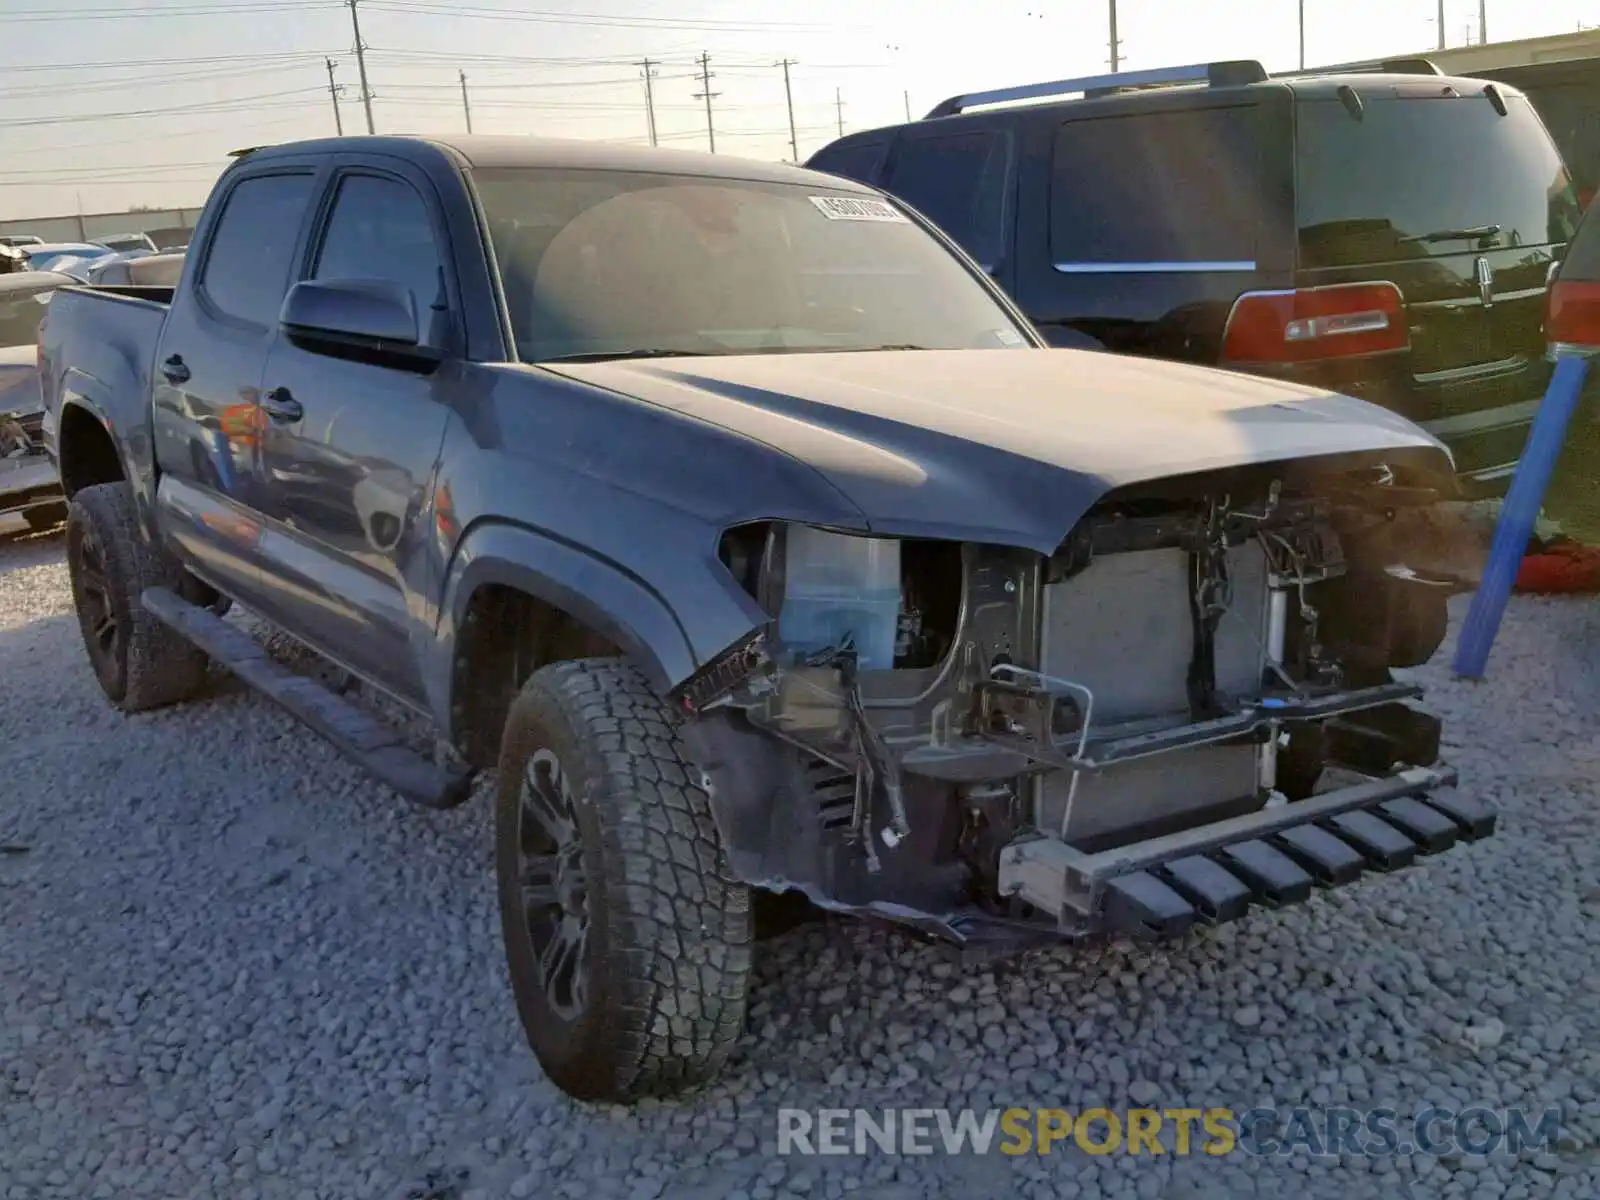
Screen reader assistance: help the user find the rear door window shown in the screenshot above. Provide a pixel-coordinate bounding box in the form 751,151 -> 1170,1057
200,172 -> 317,326
1050,106 -> 1262,269
883,128 -> 1010,269
1294,90 -> 1582,268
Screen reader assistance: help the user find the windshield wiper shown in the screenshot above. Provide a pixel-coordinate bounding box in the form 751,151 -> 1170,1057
1398,223 -> 1502,245
830,343 -> 934,352
538,348 -> 706,364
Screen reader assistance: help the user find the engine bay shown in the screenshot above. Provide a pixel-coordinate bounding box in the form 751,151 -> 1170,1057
686,459 -> 1467,943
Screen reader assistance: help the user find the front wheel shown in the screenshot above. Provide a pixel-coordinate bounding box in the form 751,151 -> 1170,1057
495,659 -> 752,1102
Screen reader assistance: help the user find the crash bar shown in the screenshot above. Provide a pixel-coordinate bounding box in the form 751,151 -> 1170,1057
924,59 -> 1268,119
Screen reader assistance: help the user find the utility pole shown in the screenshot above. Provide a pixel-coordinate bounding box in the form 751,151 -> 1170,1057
1109,0 -> 1121,71
459,70 -> 473,133
325,57 -> 344,135
903,89 -> 911,121
1436,0 -> 1446,50
834,86 -> 844,138
347,0 -> 375,134
1298,0 -> 1305,70
693,52 -> 718,153
777,59 -> 799,162
1479,0 -> 1487,44
639,58 -> 659,146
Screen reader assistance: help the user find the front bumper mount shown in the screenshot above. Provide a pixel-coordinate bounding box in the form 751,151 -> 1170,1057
998,763 -> 1490,938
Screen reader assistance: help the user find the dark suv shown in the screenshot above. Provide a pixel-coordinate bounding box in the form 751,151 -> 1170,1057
807,58 -> 1586,492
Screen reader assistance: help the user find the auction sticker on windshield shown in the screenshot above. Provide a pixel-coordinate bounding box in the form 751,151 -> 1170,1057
809,195 -> 908,222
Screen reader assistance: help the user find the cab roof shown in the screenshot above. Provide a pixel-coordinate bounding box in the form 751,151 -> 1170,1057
234,134 -> 879,192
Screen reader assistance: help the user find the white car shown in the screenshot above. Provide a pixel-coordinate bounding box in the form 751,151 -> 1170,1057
0,271 -> 72,530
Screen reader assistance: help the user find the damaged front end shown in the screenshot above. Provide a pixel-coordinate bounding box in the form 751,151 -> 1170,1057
677,457 -> 1492,950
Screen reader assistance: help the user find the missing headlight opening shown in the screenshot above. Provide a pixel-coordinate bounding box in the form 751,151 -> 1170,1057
697,460 -> 1469,946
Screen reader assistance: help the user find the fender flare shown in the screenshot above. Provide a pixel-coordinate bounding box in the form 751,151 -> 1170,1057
440,519 -> 701,701
55,392 -> 147,522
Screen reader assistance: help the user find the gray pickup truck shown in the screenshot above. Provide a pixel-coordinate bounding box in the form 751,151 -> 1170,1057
39,135 -> 1491,1103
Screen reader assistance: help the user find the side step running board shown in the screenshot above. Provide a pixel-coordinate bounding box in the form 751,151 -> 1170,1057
142,587 -> 475,810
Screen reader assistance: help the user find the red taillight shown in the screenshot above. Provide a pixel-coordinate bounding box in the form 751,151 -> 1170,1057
1547,279 -> 1600,352
1221,282 -> 1408,364
1579,188 -> 1595,210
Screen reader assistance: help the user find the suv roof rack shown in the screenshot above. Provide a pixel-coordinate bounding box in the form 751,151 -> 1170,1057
924,59 -> 1268,119
1274,56 -> 1443,79
226,145 -> 271,159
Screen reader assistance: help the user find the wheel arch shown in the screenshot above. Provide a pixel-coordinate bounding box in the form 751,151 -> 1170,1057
56,398 -> 130,499
436,520 -> 703,767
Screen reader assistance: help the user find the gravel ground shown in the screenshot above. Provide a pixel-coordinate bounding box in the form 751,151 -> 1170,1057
3,520 -> 1600,1200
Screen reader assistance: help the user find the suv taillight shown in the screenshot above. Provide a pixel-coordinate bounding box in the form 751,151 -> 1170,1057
1221,282 -> 1408,364
1548,279 -> 1600,354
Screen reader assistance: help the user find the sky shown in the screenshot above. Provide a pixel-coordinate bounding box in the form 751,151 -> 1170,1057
0,0 -> 1594,220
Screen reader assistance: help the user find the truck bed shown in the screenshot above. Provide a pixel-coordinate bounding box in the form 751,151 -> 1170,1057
37,284 -> 170,514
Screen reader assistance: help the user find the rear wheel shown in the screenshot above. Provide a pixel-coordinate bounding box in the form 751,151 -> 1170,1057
66,482 -> 209,711
495,659 -> 752,1102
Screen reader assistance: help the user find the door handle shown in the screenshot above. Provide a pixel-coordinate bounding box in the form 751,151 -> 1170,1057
261,387 -> 303,423
160,354 -> 191,384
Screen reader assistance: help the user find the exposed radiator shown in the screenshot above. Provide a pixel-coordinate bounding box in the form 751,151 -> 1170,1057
1037,543 -> 1270,842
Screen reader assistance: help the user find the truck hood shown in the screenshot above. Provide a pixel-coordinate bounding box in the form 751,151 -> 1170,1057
545,348 -> 1451,553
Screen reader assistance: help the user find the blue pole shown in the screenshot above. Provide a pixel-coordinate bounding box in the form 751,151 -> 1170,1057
1453,354 -> 1592,679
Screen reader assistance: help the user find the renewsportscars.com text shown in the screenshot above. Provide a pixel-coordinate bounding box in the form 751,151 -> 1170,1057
776,1106 -> 1563,1158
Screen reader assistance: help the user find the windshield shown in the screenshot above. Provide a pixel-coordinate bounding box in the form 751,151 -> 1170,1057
472,168 -> 1030,362
1295,90 -> 1583,268
0,283 -> 56,347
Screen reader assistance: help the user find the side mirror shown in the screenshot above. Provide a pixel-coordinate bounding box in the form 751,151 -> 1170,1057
280,279 -> 443,370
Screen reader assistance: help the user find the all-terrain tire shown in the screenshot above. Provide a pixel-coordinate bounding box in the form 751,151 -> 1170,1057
495,659 -> 752,1102
66,482 -> 209,712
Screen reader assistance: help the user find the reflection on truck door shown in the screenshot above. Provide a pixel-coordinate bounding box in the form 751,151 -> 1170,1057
251,166 -> 453,704
152,169 -> 317,608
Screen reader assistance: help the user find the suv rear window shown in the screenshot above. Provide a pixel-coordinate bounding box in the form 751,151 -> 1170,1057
1050,106 -> 1262,268
1295,90 -> 1582,269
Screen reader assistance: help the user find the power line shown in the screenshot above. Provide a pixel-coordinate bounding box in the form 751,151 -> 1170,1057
692,52 -> 719,153
4,112 -> 323,156
362,2 -> 862,33
5,49 -> 323,75
0,88 -> 326,129
0,61 -> 308,99
0,1 -> 337,22
377,74 -> 665,91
